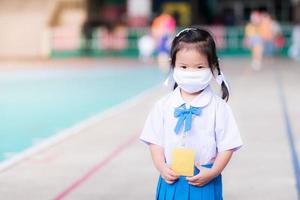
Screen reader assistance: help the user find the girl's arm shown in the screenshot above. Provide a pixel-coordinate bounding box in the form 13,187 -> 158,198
211,149 -> 234,176
150,144 -> 179,184
187,150 -> 234,186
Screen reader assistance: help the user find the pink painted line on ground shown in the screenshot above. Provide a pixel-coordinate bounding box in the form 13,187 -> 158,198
53,134 -> 138,200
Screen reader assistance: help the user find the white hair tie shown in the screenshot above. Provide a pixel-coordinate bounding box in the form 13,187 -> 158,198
216,71 -> 230,94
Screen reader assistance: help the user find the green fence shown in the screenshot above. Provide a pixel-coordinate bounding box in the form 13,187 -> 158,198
51,25 -> 293,59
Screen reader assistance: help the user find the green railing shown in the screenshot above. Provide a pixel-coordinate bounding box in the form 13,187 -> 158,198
51,25 -> 293,58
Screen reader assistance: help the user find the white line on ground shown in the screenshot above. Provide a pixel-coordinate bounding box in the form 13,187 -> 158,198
0,83 -> 164,173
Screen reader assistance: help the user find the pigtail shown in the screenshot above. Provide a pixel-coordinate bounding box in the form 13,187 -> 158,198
221,82 -> 230,102
216,62 -> 230,102
173,82 -> 178,90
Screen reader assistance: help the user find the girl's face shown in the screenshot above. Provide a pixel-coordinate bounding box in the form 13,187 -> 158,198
174,48 -> 209,71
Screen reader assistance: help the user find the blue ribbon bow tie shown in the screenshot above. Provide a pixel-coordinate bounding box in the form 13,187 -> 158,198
174,104 -> 201,134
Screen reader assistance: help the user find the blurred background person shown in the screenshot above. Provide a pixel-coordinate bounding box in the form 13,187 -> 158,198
137,31 -> 156,62
260,11 -> 275,57
244,10 -> 264,70
151,13 -> 176,72
260,11 -> 284,58
288,21 -> 300,61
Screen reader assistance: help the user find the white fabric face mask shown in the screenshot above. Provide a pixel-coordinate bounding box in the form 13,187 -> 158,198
173,68 -> 213,93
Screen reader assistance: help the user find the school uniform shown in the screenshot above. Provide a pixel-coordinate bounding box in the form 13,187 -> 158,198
140,85 -> 243,200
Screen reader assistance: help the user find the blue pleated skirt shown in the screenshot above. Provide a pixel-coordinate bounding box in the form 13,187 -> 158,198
156,164 -> 222,200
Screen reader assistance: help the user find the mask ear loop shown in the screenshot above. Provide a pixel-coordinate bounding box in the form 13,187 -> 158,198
215,59 -> 230,95
163,69 -> 175,88
164,57 -> 175,88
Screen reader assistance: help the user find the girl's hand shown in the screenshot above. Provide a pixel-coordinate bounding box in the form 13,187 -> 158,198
159,164 -> 180,184
186,163 -> 218,186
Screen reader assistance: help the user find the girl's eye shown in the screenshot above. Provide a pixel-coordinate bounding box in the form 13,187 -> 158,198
197,66 -> 204,69
180,66 -> 187,69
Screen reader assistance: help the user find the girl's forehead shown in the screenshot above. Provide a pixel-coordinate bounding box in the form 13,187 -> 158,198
176,42 -> 207,54
176,48 -> 208,63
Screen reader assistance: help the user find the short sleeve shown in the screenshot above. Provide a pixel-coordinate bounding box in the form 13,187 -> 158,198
215,101 -> 243,153
139,101 -> 164,147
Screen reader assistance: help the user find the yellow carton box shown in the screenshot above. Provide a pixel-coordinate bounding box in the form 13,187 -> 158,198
171,148 -> 195,176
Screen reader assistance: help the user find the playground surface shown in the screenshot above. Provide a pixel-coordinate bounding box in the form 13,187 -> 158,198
0,57 -> 299,200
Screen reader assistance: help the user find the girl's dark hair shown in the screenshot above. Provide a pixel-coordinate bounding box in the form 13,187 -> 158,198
170,27 -> 229,101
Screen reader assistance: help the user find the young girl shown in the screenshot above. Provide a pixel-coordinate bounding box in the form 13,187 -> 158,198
140,28 -> 243,200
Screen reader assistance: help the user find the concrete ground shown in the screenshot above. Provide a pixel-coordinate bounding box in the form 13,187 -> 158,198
0,58 -> 299,200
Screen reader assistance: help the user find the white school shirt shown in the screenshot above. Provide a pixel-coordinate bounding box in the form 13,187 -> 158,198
140,86 -> 243,165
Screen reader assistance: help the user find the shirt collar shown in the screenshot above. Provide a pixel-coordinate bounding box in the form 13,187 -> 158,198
171,86 -> 213,108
